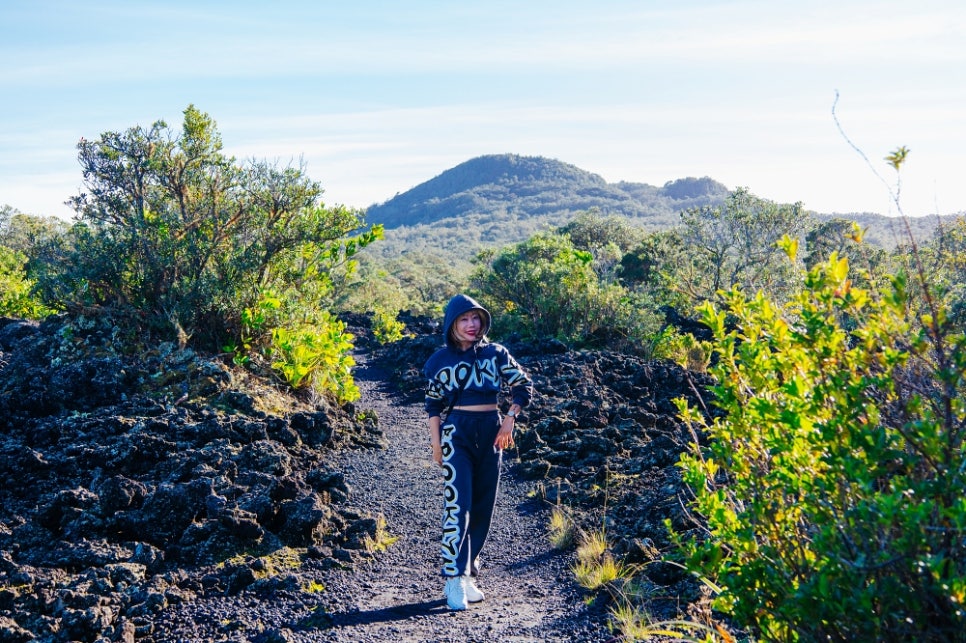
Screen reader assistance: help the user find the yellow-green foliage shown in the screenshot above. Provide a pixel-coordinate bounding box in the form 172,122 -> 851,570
0,246 -> 55,319
576,529 -> 608,562
572,529 -> 626,591
372,308 -> 406,344
652,328 -> 712,373
222,547 -> 303,580
674,245 -> 966,641
225,289 -> 283,366
270,312 -> 359,403
547,506 -> 575,550
361,514 -> 400,553
573,553 -> 624,592
610,602 -> 734,643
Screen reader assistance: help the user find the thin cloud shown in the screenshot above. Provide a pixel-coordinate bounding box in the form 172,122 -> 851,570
1,1 -> 963,219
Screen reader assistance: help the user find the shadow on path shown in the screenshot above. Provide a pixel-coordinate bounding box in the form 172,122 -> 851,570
313,598 -> 451,630
506,548 -> 563,572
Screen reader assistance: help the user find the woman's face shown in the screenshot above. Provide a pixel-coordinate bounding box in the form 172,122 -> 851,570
452,310 -> 483,346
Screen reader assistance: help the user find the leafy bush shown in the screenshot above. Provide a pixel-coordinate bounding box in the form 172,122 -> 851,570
0,246 -> 55,319
0,207 -> 69,258
920,215 -> 966,327
674,245 -> 966,641
32,105 -> 379,352
471,231 -> 629,345
270,312 -> 359,403
0,207 -> 67,319
372,308 -> 407,344
28,106 -> 380,401
223,289 -> 283,366
652,327 -> 712,373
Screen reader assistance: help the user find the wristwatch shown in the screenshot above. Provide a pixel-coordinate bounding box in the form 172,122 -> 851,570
507,409 -> 519,418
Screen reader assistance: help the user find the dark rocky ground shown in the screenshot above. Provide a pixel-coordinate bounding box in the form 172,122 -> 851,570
0,312 -> 715,642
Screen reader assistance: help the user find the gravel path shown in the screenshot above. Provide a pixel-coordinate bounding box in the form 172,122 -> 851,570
312,352 -> 614,642
148,351 -> 615,642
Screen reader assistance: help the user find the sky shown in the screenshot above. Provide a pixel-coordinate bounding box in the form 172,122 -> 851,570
2,0 -> 964,221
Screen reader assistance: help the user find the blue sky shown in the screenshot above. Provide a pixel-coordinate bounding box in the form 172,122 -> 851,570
2,0 -> 964,220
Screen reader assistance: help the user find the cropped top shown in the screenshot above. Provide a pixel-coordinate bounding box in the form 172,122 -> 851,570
423,341 -> 533,419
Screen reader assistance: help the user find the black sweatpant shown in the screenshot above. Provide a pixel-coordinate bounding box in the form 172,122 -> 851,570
439,409 -> 502,577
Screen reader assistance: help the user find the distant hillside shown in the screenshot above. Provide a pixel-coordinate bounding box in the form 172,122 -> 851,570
360,153 -> 957,269
365,154 -> 730,231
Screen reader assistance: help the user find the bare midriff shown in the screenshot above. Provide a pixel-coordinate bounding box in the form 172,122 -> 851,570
451,404 -> 498,412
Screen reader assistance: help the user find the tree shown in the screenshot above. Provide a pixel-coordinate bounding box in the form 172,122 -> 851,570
559,209 -> 644,284
620,230 -> 692,309
0,207 -> 68,257
36,105 -> 377,342
0,246 -> 54,319
919,215 -> 966,328
0,208 -> 65,319
804,217 -> 889,289
32,105 -> 380,401
0,205 -> 14,233
470,232 -> 625,343
677,188 -> 807,304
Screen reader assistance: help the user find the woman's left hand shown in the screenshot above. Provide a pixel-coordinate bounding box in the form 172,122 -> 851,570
494,416 -> 515,450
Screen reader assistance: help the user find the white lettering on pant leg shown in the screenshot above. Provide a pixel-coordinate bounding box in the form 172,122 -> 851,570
440,421 -> 462,576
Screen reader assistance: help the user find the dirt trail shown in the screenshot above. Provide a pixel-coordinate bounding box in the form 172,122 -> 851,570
313,353 -> 613,642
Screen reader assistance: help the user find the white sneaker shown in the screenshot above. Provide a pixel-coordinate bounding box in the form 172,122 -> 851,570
444,576 -> 467,610
463,576 -> 485,603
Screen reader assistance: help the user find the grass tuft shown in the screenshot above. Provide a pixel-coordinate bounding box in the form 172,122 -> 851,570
548,506 -> 575,550
572,529 -> 626,591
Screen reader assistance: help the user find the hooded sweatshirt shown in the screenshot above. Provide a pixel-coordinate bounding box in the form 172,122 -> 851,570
423,294 -> 533,418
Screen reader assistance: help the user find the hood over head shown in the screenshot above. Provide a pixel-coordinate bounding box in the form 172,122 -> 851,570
442,293 -> 491,349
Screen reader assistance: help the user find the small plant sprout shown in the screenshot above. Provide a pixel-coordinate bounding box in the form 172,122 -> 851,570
362,514 -> 400,553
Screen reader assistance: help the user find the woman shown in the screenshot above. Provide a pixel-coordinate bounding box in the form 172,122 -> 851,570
423,293 -> 533,611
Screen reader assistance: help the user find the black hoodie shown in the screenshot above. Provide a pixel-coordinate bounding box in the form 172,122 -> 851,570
423,294 -> 532,418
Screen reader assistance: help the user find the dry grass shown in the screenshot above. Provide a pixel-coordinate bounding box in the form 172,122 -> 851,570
548,506 -> 576,550
610,601 -> 736,642
572,529 -> 627,591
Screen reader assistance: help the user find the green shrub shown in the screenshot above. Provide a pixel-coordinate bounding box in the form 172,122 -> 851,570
270,312 -> 359,403
652,327 -> 712,373
226,289 -> 283,365
0,246 -> 55,319
471,232 -> 631,345
33,105 -> 379,352
28,106 -> 381,401
674,245 -> 966,641
372,308 -> 406,344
